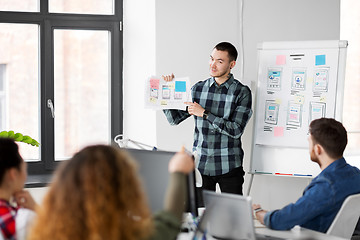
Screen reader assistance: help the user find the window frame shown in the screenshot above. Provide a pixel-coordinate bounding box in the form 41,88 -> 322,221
0,0 -> 123,181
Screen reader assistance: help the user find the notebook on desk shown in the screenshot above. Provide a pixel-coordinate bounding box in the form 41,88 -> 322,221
192,190 -> 283,240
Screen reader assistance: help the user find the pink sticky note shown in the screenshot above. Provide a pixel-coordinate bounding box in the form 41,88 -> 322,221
276,55 -> 286,65
289,114 -> 298,120
150,78 -> 160,89
274,126 -> 284,137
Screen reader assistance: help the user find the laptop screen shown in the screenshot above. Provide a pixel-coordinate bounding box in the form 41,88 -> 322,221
194,190 -> 256,240
123,148 -> 198,216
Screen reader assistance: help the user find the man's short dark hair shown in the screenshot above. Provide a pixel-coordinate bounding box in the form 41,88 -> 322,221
214,42 -> 238,62
0,138 -> 23,185
309,118 -> 347,159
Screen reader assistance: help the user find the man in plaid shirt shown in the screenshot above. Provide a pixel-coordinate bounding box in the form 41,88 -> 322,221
163,42 -> 252,198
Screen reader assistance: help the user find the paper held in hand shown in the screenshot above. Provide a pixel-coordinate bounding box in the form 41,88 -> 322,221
144,76 -> 191,110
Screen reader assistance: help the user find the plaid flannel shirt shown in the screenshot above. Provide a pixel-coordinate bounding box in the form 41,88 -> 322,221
163,74 -> 252,176
0,199 -> 17,240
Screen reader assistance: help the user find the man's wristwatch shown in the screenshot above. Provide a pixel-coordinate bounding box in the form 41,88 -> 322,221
203,110 -> 209,120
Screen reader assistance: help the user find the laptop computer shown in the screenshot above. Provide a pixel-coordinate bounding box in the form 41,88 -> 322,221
123,148 -> 198,216
193,191 -> 282,240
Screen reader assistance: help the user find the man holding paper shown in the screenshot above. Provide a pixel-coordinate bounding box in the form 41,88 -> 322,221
163,42 -> 252,197
253,118 -> 360,233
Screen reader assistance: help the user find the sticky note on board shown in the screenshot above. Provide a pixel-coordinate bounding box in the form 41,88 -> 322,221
175,81 -> 186,92
315,55 -> 326,66
294,95 -> 305,105
274,126 -> 284,137
275,98 -> 282,105
150,78 -> 160,89
276,55 -> 286,65
150,97 -> 157,103
168,82 -> 175,89
290,114 -> 298,120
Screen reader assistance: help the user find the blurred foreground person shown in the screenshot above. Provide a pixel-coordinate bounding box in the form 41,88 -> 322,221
28,145 -> 194,240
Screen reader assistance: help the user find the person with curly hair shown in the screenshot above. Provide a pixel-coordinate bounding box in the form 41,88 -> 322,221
28,145 -> 194,240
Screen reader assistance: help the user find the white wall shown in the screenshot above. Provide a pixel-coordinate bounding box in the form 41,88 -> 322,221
155,0 -> 243,151
122,0 -> 157,147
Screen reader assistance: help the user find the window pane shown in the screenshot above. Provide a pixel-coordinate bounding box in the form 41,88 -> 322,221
0,0 -> 39,12
0,65 -> 5,131
341,0 -> 360,153
0,65 -> 4,91
49,0 -> 113,15
0,23 -> 39,161
54,29 -> 110,160
0,99 -> 4,131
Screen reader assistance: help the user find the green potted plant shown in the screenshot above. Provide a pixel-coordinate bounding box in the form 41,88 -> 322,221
0,130 -> 40,147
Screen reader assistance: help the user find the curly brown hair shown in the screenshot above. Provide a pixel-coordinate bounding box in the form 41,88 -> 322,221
28,145 -> 153,240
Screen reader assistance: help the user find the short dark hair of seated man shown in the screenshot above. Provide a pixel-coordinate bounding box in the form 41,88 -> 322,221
309,117 -> 347,160
253,118 -> 360,233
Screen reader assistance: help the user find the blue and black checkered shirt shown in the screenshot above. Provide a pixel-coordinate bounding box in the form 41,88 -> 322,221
163,74 -> 252,176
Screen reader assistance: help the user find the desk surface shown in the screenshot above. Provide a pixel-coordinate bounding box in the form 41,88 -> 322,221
256,226 -> 347,240
177,222 -> 347,240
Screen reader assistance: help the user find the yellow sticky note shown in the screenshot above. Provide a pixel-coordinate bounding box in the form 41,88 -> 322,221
160,100 -> 168,105
150,97 -> 157,103
320,96 -> 326,102
275,99 -> 282,105
168,82 -> 175,89
307,77 -> 313,84
294,94 -> 305,105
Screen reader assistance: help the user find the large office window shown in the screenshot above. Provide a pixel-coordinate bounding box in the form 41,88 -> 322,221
0,0 -> 123,175
341,0 -> 360,154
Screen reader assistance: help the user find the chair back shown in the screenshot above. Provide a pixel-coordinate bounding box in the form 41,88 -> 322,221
326,193 -> 360,239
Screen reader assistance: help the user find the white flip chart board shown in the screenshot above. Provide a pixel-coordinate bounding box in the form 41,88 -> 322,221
250,40 -> 347,176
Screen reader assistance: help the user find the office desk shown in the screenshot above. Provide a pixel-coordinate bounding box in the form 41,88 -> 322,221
256,226 -> 347,240
177,224 -> 347,240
